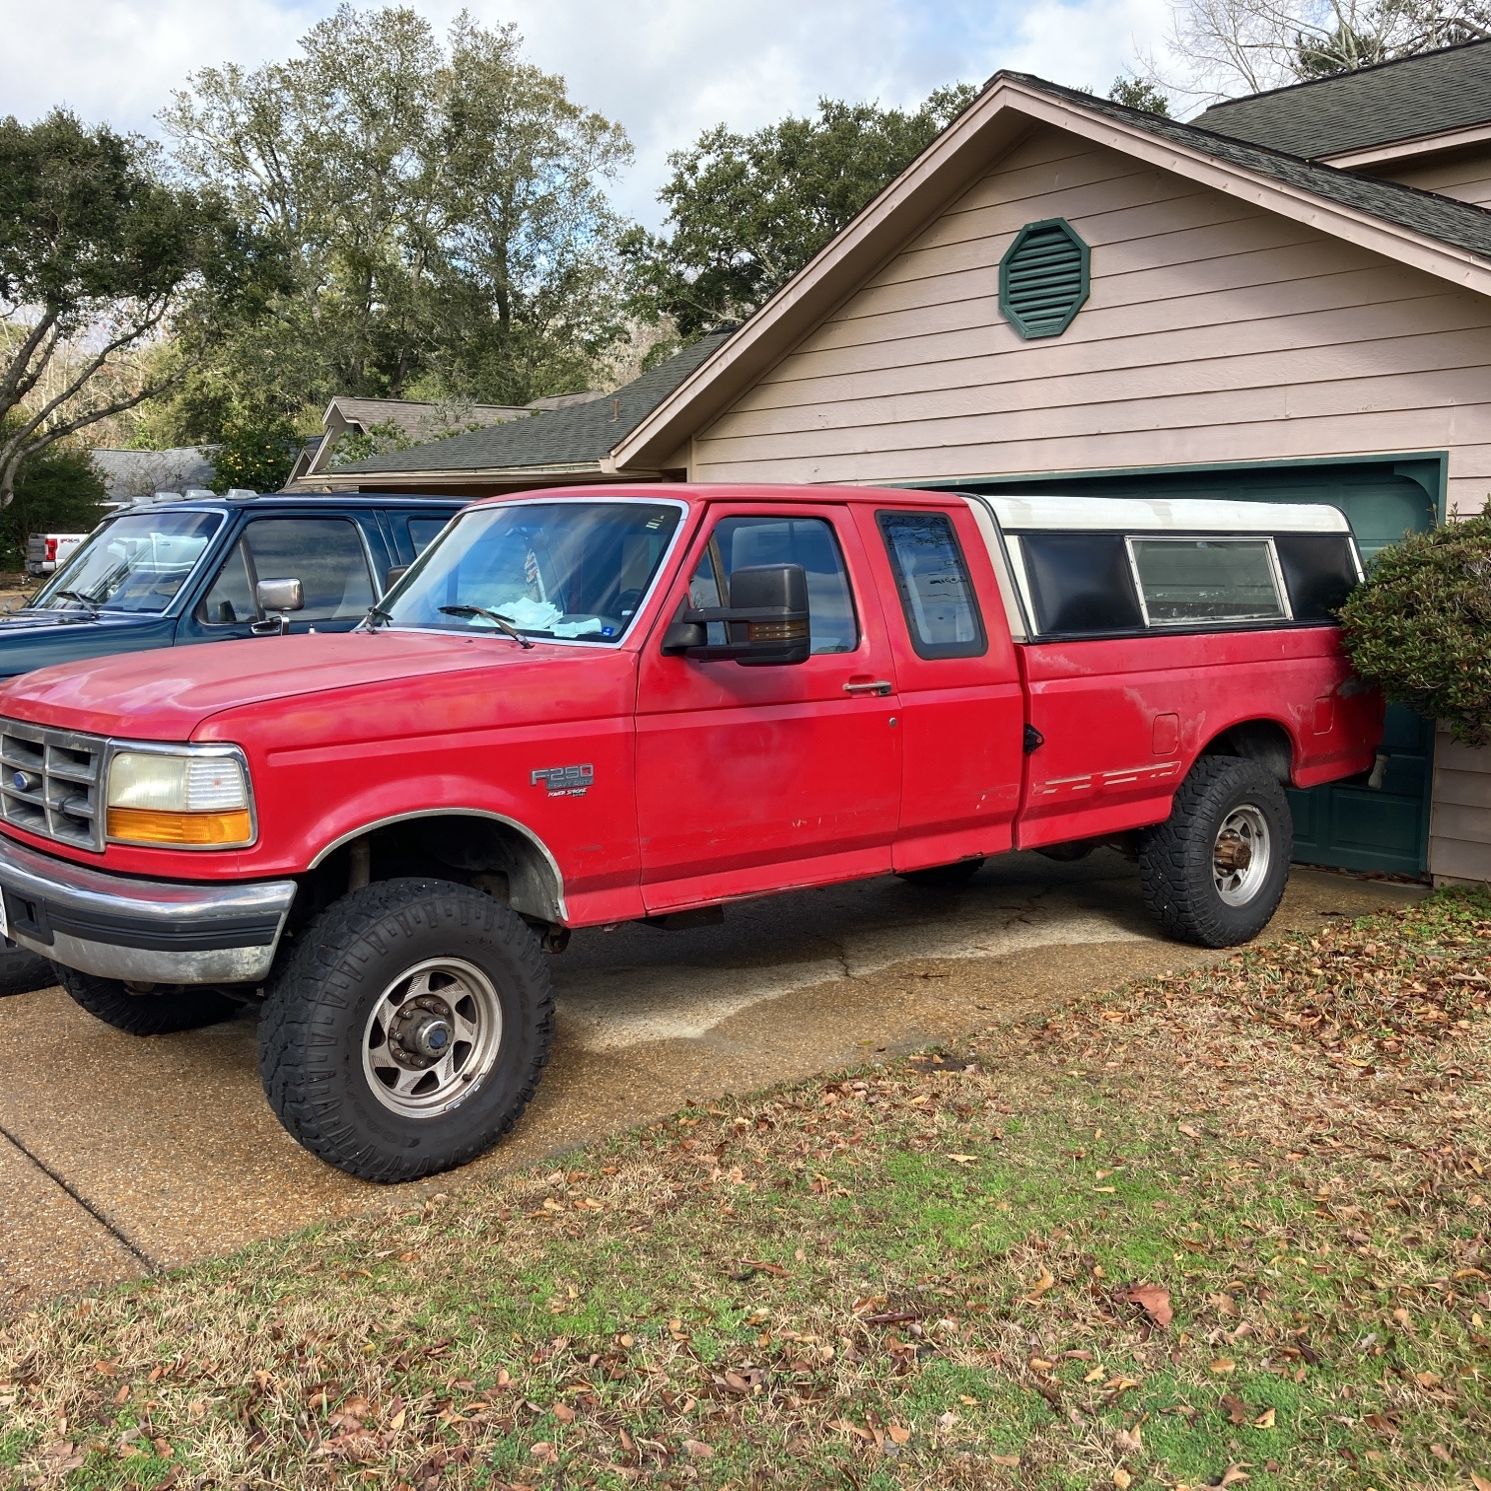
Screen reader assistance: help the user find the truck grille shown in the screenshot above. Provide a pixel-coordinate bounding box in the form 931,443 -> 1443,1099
0,720 -> 105,851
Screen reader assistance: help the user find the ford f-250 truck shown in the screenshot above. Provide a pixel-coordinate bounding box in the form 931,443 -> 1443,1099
0,492 -> 462,995
0,484 -> 1382,1180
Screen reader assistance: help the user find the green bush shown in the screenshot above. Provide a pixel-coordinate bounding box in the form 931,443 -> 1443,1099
1341,512 -> 1491,745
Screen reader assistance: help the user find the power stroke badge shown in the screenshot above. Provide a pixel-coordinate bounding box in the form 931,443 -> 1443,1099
530,763 -> 594,798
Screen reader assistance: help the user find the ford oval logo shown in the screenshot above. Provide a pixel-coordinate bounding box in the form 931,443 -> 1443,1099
12,770 -> 33,792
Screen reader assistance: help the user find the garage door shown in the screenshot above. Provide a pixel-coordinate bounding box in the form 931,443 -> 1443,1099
943,460 -> 1437,877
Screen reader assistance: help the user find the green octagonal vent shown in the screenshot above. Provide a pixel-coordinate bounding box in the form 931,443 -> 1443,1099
999,218 -> 1090,339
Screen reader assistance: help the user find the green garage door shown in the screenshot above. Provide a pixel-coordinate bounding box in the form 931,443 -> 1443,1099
945,460 -> 1437,877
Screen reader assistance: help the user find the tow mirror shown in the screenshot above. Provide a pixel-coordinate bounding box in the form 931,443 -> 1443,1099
662,562 -> 811,666
251,577 -> 305,636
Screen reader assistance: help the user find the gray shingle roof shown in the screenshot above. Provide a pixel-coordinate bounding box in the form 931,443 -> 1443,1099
1014,74 -> 1491,264
336,334 -> 733,475
1192,40 -> 1491,158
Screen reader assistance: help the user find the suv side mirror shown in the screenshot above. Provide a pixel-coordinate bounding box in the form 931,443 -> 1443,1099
252,577 -> 305,636
662,562 -> 811,666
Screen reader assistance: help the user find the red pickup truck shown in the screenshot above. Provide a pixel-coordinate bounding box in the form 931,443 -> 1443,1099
0,484 -> 1381,1179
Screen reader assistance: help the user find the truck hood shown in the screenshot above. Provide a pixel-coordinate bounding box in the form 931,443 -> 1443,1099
0,628 -> 581,740
0,609 -> 164,680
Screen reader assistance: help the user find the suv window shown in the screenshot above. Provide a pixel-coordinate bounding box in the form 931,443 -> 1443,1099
877,511 -> 985,658
688,515 -> 857,654
406,515 -> 450,554
200,517 -> 375,626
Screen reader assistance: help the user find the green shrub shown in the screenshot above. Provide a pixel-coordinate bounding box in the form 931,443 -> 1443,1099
1341,512 -> 1491,745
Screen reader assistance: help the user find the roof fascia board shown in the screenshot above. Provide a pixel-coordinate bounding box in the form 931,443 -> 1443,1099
614,76 -> 1491,470
317,460 -> 608,485
1320,120 -> 1491,168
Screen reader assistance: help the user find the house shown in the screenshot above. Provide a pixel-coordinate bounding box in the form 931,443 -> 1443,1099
324,338 -> 730,496
339,42 -> 1491,885
90,446 -> 217,500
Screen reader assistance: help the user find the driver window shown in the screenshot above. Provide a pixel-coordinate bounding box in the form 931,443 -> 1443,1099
200,518 -> 375,626
691,516 -> 857,655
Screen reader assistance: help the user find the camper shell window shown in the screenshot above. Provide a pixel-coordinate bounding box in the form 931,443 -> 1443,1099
1008,528 -> 1361,640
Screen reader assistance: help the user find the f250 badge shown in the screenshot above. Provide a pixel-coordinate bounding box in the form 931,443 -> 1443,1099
530,763 -> 594,798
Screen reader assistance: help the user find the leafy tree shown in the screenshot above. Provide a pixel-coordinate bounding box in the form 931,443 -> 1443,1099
623,86 -> 978,343
161,5 -> 632,428
0,109 -> 277,508
1108,77 -> 1173,114
1341,513 -> 1491,745
209,412 -> 300,495
0,424 -> 107,567
1150,0 -> 1491,99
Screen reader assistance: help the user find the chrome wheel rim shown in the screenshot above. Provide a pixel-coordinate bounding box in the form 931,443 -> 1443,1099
1213,805 -> 1271,907
361,957 -> 503,1117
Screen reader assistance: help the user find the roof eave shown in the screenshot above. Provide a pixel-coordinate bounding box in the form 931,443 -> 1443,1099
1319,119 -> 1491,168
292,459 -> 612,488
613,74 -> 1491,471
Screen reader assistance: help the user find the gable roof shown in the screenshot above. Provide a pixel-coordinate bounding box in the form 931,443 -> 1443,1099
614,69 -> 1491,471
333,332 -> 732,478
1194,40 -> 1491,159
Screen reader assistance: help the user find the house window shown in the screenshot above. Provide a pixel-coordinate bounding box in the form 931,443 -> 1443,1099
998,219 -> 1090,339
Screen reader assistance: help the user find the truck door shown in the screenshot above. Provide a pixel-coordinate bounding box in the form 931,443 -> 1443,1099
635,504 -> 902,911
861,504 -> 1026,869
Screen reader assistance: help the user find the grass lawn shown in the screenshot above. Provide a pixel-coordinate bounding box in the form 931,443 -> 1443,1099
3,888 -> 1489,1490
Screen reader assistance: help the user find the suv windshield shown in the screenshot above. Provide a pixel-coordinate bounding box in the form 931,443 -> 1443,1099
32,510 -> 224,615
387,501 -> 682,643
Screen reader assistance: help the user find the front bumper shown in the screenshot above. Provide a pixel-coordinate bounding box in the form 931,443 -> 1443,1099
0,833 -> 297,985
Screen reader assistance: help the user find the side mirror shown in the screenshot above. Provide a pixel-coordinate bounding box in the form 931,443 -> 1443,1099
251,577 -> 305,636
385,565 -> 408,591
662,562 -> 811,666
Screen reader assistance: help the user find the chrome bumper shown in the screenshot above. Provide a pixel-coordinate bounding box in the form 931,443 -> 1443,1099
0,833 -> 296,985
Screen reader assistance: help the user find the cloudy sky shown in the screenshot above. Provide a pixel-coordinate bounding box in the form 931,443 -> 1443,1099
1,0 -> 1176,227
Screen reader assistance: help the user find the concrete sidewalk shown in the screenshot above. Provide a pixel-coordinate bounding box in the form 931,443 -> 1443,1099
0,853 -> 1422,1317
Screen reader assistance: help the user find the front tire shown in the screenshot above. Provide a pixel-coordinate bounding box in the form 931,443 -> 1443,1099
0,944 -> 58,998
1138,757 -> 1292,947
58,967 -> 239,1034
257,879 -> 554,1182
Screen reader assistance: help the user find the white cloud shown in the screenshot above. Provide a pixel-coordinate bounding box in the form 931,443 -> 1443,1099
4,0 -> 1177,227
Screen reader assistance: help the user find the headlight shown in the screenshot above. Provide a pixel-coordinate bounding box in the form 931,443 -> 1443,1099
106,747 -> 254,848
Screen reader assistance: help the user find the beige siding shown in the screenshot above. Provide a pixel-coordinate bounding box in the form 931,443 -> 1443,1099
1431,736 -> 1491,884
1372,149 -> 1491,206
688,125 -> 1491,881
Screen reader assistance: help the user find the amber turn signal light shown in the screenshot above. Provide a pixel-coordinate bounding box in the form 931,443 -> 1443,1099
105,808 -> 254,847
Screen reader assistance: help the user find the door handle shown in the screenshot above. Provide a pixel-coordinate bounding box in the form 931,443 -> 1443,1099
843,679 -> 893,697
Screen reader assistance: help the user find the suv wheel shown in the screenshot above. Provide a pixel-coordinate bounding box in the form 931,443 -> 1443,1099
58,967 -> 240,1033
1138,756 -> 1292,947
258,878 -> 554,1182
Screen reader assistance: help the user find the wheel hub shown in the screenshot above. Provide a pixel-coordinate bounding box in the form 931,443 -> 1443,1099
362,959 -> 504,1117
1212,804 -> 1271,907
1213,832 -> 1253,872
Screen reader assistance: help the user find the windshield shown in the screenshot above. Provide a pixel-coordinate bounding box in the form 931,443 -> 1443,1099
387,500 -> 683,643
32,510 -> 224,616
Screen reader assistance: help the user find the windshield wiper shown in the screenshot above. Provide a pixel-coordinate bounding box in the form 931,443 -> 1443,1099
51,589 -> 100,616
438,604 -> 535,648
364,603 -> 395,630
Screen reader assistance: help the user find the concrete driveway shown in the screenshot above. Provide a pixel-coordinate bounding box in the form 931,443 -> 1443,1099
0,852 -> 1421,1315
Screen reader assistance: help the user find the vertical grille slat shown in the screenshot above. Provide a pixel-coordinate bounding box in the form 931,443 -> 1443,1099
0,720 -> 105,850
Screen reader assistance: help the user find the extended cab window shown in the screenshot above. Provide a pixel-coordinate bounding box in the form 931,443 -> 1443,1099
200,518 -> 375,626
689,516 -> 857,655
877,511 -> 985,658
1129,538 -> 1286,625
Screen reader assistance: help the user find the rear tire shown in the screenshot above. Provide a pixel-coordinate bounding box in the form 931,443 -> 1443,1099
896,858 -> 985,889
58,967 -> 239,1034
257,878 -> 554,1182
1138,756 -> 1292,948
